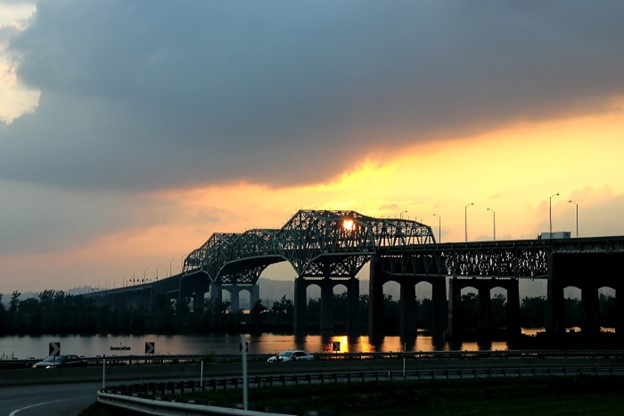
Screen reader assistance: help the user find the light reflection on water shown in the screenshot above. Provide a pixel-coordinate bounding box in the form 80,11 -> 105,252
2,328 -> 613,359
0,331 -> 517,360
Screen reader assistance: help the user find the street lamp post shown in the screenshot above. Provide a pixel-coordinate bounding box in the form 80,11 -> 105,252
465,202 -> 474,242
433,213 -> 442,243
399,210 -> 407,219
487,208 -> 496,241
569,200 -> 579,237
549,193 -> 559,234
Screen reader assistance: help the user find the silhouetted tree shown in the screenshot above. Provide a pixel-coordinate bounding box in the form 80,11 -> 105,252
249,299 -> 268,327
520,296 -> 548,328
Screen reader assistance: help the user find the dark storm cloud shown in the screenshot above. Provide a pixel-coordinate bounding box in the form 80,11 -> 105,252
1,0 -> 624,191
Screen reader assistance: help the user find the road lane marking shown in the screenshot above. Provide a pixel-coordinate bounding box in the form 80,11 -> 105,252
9,399 -> 69,416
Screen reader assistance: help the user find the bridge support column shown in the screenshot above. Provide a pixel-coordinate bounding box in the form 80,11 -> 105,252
193,292 -> 205,313
249,284 -> 260,308
210,282 -> 222,305
320,278 -> 334,331
432,276 -> 447,339
229,285 -> 240,312
478,286 -> 491,332
368,255 -> 385,338
294,277 -> 307,333
581,286 -> 600,335
616,285 -> 624,335
506,279 -> 521,337
547,254 -> 566,335
400,282 -> 417,338
447,277 -> 462,340
347,277 -> 360,333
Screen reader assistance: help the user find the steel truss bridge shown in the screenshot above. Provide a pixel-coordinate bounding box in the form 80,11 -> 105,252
182,209 -> 435,283
86,210 -> 624,343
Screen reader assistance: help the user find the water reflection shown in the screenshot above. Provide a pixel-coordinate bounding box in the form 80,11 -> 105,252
0,331 -> 517,360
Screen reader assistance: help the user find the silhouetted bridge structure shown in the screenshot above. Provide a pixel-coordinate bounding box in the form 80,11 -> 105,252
86,210 -> 624,341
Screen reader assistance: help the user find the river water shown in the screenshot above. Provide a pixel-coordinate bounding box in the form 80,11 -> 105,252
0,332 -> 514,360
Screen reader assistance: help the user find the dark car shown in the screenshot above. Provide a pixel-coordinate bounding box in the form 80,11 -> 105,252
32,354 -> 88,369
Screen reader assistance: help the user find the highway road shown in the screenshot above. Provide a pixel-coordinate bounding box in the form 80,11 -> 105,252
3,355 -> 624,415
0,381 -> 100,416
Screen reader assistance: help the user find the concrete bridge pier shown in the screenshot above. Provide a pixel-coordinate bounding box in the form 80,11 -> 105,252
249,284 -> 260,309
546,252 -> 622,336
346,277 -> 360,333
581,285 -> 600,335
447,277 -> 462,339
506,280 -> 521,337
616,285 -> 624,335
448,277 -> 521,340
432,276 -> 448,339
229,285 -> 240,312
368,256 -> 385,338
294,277 -> 307,333
478,286 -> 492,332
210,282 -> 223,305
399,281 -> 417,339
192,292 -> 205,313
320,278 -> 334,331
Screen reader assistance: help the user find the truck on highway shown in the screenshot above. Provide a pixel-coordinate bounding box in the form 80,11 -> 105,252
537,231 -> 572,240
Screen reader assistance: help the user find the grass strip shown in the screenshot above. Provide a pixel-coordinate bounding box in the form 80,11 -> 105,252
82,375 -> 624,415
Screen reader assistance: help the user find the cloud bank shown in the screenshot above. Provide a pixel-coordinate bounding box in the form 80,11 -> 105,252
1,0 -> 623,192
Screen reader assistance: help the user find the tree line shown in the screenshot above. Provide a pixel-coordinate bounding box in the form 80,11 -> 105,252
0,290 -> 616,335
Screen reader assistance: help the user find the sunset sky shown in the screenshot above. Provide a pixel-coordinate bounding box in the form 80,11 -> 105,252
1,1 -> 623,294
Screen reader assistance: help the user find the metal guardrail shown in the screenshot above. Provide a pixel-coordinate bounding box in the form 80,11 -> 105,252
97,390 -> 293,415
4,349 -> 624,369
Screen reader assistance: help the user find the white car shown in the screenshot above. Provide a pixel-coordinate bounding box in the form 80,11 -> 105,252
267,350 -> 315,362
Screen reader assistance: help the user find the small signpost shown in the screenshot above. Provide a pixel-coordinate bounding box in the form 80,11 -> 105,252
145,341 -> 155,355
332,341 -> 341,352
49,342 -> 60,357
240,334 -> 248,411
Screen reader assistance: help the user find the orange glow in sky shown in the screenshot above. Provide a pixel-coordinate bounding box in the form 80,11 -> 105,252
2,106 -> 624,292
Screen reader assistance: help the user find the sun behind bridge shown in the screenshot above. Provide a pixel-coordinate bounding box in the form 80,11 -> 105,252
342,218 -> 354,231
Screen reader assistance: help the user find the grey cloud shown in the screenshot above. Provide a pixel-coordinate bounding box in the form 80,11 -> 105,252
0,180 -> 154,254
1,0 -> 624,191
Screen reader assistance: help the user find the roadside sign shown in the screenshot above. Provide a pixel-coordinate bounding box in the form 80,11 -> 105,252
145,341 -> 155,354
332,341 -> 341,352
49,342 -> 61,357
239,341 -> 249,353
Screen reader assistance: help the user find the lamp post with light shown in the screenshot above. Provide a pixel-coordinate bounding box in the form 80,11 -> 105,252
487,208 -> 496,241
465,202 -> 474,242
433,213 -> 442,243
399,210 -> 407,220
549,193 -> 559,234
569,200 -> 579,237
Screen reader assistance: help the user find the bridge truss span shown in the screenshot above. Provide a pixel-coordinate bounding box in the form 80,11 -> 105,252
378,236 -> 624,279
183,209 -> 436,283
